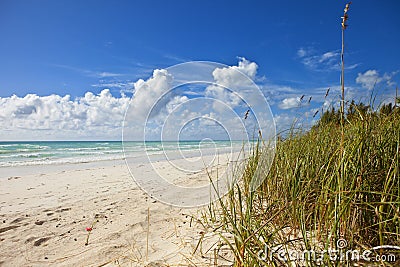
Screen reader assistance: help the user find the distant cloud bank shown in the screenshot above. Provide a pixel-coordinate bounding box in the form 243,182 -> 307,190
0,89 -> 130,140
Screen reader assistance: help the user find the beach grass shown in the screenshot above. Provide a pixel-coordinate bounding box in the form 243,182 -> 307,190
201,105 -> 400,266
198,3 -> 399,265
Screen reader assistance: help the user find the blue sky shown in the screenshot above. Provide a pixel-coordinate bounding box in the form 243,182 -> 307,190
0,0 -> 399,140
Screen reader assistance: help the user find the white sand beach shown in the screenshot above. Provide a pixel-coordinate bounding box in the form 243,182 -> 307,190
0,154 -> 238,266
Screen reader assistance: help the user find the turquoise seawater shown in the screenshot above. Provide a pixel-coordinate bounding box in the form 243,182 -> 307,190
0,141 -> 236,167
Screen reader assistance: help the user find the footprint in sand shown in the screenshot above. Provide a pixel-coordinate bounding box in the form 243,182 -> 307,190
7,176 -> 21,180
10,217 -> 26,224
56,207 -> 71,213
0,225 -> 20,234
33,237 -> 51,246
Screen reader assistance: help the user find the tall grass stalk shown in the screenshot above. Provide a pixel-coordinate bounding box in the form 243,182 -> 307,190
338,2 -> 351,239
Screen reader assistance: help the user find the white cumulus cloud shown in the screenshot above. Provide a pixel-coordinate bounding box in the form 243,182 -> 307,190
128,69 -> 174,120
356,69 -> 397,90
205,57 -> 259,112
279,97 -> 300,109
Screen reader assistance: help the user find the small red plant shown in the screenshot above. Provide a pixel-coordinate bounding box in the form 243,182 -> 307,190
85,221 -> 97,245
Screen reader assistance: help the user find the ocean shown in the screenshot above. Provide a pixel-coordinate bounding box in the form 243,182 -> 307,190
0,141 -> 238,167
